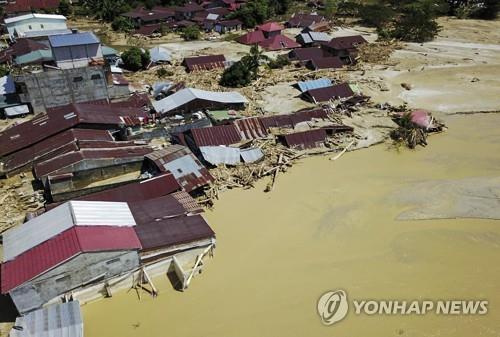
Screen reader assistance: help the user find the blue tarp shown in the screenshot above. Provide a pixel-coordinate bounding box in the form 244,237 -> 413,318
297,78 -> 332,93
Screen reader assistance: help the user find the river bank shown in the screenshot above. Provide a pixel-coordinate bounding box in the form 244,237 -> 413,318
82,112 -> 500,337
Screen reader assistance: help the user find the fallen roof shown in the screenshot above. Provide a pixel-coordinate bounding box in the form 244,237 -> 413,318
303,83 -> 354,103
136,24 -> 162,36
2,200 -> 137,262
1,226 -> 141,293
259,108 -> 329,129
281,129 -> 328,149
200,146 -> 241,166
4,13 -> 66,24
190,124 -> 242,147
0,76 -> 16,95
145,145 -> 213,192
297,78 -> 332,92
10,301 -> 83,337
183,54 -> 226,72
308,56 -> 344,70
135,214 -> 215,251
288,47 -> 329,61
48,32 -> 100,48
233,117 -> 268,140
152,88 -> 247,115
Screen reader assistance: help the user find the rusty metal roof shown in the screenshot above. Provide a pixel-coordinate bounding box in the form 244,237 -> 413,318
259,108 -> 329,130
183,55 -> 226,72
145,145 -> 213,192
302,83 -> 354,103
190,124 -> 242,147
134,214 -> 215,251
233,117 -> 268,140
281,129 -> 328,150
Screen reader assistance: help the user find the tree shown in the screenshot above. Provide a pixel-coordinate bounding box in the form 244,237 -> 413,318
447,0 -> 498,19
359,3 -> 395,28
121,47 -> 150,71
58,0 -> 71,16
220,45 -> 267,87
390,0 -> 442,42
112,16 -> 135,32
228,0 -> 269,28
324,0 -> 339,19
82,0 -> 130,21
180,25 -> 201,41
267,54 -> 290,69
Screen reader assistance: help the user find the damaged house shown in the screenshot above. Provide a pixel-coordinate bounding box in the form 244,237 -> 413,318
320,35 -> 368,64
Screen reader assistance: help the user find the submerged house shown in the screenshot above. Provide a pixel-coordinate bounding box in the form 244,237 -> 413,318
48,32 -> 104,69
4,13 -> 68,41
0,200 -> 142,313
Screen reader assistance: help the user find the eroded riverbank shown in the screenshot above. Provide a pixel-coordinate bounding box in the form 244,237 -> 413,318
83,112 -> 500,337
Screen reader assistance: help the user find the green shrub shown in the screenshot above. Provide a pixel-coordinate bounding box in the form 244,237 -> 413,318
180,25 -> 201,41
112,16 -> 135,33
156,67 -> 173,78
121,47 -> 150,71
267,54 -> 290,69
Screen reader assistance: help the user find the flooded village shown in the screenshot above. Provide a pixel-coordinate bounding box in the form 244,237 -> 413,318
0,0 -> 499,336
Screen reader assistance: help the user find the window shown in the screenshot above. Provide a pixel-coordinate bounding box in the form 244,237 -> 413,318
28,25 -> 32,30
41,24 -> 44,29
90,74 -> 101,80
106,258 -> 121,265
55,275 -> 71,283
73,76 -> 83,82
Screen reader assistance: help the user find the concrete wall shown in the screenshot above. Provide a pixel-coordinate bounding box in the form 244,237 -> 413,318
6,17 -> 67,39
10,250 -> 140,314
14,66 -> 109,112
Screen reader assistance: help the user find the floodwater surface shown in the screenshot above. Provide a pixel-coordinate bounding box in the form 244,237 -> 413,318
83,113 -> 500,337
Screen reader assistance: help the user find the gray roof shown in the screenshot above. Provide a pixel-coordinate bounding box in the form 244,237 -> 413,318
241,148 -> 264,163
2,201 -> 136,262
297,78 -> 333,92
298,32 -> 330,44
0,75 -> 16,95
49,32 -> 100,48
153,88 -> 248,114
10,301 -> 83,337
23,29 -> 72,38
200,146 -> 241,166
149,46 -> 172,63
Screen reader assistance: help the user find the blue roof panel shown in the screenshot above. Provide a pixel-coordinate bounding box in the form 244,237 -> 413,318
49,32 -> 100,48
297,78 -> 332,92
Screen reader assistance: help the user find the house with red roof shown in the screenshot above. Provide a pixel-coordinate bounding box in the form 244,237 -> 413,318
0,200 -> 142,313
238,21 -> 299,51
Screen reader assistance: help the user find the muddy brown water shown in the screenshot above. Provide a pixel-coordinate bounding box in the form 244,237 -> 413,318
83,113 -> 500,337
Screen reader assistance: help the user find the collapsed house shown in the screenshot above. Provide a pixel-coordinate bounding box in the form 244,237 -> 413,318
144,145 -> 214,193
152,88 -> 247,116
301,83 -> 355,103
1,196 -> 216,313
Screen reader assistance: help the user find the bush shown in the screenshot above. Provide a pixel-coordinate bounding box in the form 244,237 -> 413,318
180,25 -> 201,41
156,67 -> 173,78
389,1 -> 441,42
220,61 -> 253,87
112,16 -> 135,32
227,0 -> 269,28
121,47 -> 150,71
267,54 -> 290,69
359,3 -> 395,28
0,65 -> 10,78
58,0 -> 72,16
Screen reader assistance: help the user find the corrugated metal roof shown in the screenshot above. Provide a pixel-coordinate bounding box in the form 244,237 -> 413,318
297,78 -> 332,92
23,29 -> 72,38
183,55 -> 226,72
259,108 -> 329,130
4,13 -> 66,24
233,117 -> 268,140
308,56 -> 344,70
15,49 -> 53,65
128,194 -> 201,226
145,145 -> 213,192
10,301 -> 83,337
49,32 -> 100,48
152,88 -> 247,115
135,214 -> 215,251
238,30 -> 266,45
0,76 -> 16,95
240,148 -> 264,163
259,34 -> 301,51
281,129 -> 328,150
1,226 -> 141,293
2,201 -> 137,262
303,83 -> 354,103
191,124 -> 242,147
324,35 -> 368,50
200,146 -> 241,166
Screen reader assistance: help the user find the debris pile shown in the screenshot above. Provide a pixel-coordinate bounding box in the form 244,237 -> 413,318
390,109 -> 446,149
